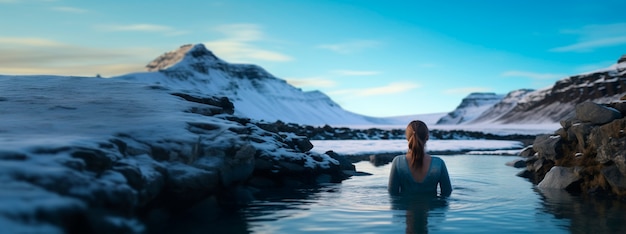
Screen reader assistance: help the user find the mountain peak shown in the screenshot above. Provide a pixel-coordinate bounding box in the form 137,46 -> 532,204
146,43 -> 222,72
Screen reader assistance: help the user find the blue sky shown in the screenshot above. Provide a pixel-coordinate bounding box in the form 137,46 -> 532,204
1,0 -> 626,117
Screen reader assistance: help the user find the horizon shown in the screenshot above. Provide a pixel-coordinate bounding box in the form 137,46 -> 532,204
1,0 -> 626,117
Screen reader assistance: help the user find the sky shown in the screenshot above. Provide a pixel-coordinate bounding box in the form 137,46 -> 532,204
1,0 -> 626,117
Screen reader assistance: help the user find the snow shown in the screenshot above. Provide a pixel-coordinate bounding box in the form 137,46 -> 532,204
0,73 -> 342,230
117,44 -> 401,126
310,139 -> 523,155
437,93 -> 504,125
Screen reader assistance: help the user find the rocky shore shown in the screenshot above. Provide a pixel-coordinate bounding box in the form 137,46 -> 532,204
516,98 -> 626,197
0,76 -> 354,233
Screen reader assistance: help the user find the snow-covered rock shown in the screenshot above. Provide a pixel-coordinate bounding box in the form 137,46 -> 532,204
0,75 -> 351,232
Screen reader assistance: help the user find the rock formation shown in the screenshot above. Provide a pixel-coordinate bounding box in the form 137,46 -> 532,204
517,99 -> 626,196
0,74 -> 355,233
441,54 -> 626,125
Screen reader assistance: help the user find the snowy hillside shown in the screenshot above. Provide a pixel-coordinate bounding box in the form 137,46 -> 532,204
470,89 -> 534,124
116,44 -> 397,126
437,54 -> 626,125
492,57 -> 626,124
436,92 -> 504,125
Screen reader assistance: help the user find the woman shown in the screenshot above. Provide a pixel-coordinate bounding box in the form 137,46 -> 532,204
388,120 -> 452,197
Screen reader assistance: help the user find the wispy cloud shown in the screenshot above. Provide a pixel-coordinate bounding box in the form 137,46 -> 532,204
502,70 -> 566,80
331,69 -> 381,76
96,24 -> 173,32
0,37 -> 63,46
330,82 -> 420,97
94,23 -> 188,36
551,23 -> 626,52
51,6 -> 88,13
286,77 -> 337,88
318,40 -> 381,54
0,37 -> 156,76
443,87 -> 492,95
204,24 -> 292,62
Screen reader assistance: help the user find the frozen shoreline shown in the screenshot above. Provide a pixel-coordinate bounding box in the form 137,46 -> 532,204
311,139 -> 525,156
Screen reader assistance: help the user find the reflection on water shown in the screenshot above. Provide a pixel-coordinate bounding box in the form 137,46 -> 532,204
390,194 -> 449,233
538,188 -> 626,234
148,155 -> 626,233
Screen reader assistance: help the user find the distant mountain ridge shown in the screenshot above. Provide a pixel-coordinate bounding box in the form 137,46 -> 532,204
115,44 -> 398,126
437,55 -> 626,125
436,92 -> 504,124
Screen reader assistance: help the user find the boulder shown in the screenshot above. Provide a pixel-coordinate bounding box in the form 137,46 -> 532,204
601,165 -> 626,195
538,166 -> 579,189
164,163 -> 220,208
518,145 -> 536,157
569,122 -> 593,151
609,101 -> 626,115
325,150 -> 355,171
533,134 -> 563,161
588,118 -> 626,174
575,101 -> 622,125
505,159 -> 527,168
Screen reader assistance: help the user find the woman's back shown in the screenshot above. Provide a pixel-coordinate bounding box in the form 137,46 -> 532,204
388,155 -> 452,196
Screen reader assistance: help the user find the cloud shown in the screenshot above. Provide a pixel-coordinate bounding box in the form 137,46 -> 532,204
0,37 -> 156,76
502,70 -> 566,80
550,36 -> 626,52
331,82 -> 420,97
96,24 -> 173,32
551,23 -> 626,52
443,87 -> 492,95
0,37 -> 63,47
51,6 -> 88,13
204,24 -> 292,62
317,40 -> 381,54
331,69 -> 381,76
286,77 -> 337,88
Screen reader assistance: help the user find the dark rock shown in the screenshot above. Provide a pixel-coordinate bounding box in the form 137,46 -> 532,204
278,161 -> 306,172
171,93 -> 234,115
70,148 -> 113,173
219,145 -> 256,186
609,101 -> 626,115
294,137 -> 314,152
601,164 -> 626,196
533,134 -> 563,161
588,118 -> 626,174
506,159 -> 527,168
370,154 -> 399,166
518,145 -> 536,157
575,101 -> 622,125
325,150 -> 355,171
164,163 -> 219,208
569,122 -> 593,151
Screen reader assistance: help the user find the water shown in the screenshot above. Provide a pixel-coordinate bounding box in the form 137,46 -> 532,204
156,155 -> 626,233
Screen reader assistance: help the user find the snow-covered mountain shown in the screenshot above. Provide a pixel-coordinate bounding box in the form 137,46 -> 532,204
436,92 -> 504,124
116,44 -> 397,126
438,55 -> 626,125
469,89 -> 535,124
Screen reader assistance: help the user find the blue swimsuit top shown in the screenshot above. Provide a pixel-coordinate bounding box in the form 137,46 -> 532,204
388,155 -> 452,196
